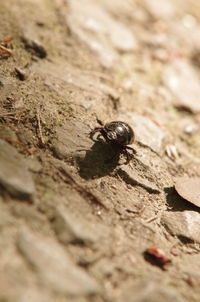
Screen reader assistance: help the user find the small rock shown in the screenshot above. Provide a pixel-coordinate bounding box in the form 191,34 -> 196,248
119,281 -> 185,302
0,139 -> 35,200
21,30 -> 47,58
184,123 -> 199,135
109,22 -> 138,52
17,230 -> 100,296
52,206 -> 107,245
119,165 -> 160,193
14,67 -> 28,81
175,177 -> 200,208
162,210 -> 200,243
182,14 -> 197,29
163,60 -> 200,113
165,144 -> 179,160
143,0 -> 176,19
145,246 -> 171,267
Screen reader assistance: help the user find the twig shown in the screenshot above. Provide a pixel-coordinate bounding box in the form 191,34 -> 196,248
144,215 -> 159,223
0,45 -> 13,55
1,37 -> 13,44
36,107 -> 45,146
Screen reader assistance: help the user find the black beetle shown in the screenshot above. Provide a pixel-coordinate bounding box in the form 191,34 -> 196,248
90,121 -> 135,164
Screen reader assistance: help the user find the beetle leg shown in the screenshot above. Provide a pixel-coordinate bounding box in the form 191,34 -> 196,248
125,145 -> 137,154
123,149 -> 132,164
121,146 -> 136,164
90,127 -> 104,141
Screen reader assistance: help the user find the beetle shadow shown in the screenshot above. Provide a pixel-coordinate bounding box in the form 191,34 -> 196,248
77,140 -> 120,179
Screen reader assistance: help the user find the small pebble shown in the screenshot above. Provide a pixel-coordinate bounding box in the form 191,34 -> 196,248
14,67 -> 28,81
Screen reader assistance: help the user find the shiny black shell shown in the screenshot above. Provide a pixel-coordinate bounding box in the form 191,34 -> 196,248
104,121 -> 134,146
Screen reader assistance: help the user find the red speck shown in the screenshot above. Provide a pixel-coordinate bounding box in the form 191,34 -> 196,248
146,246 -> 171,266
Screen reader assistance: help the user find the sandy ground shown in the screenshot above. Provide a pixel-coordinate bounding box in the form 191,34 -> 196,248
1,0 -> 200,301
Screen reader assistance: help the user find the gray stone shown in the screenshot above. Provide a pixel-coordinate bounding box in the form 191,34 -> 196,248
120,281 -> 185,302
17,230 -> 100,296
162,210 -> 200,243
175,177 -> 200,208
52,206 -> 107,245
0,139 -> 35,200
119,165 -> 160,194
52,119 -> 92,160
133,147 -> 173,189
163,60 -> 200,113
